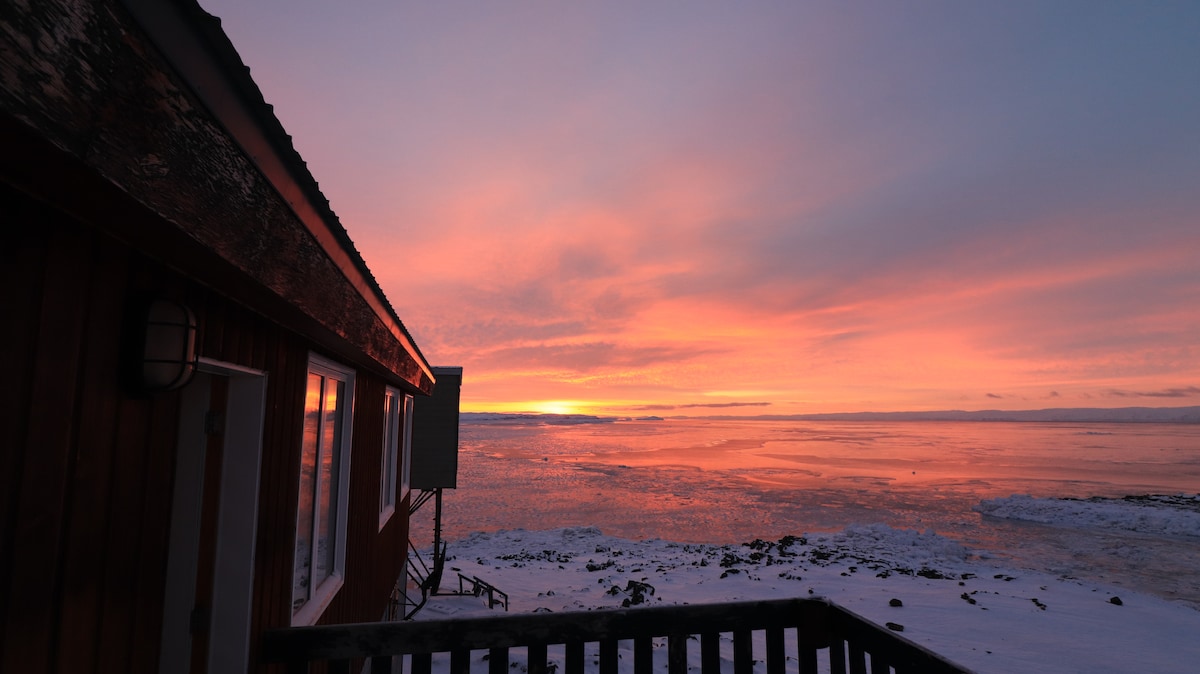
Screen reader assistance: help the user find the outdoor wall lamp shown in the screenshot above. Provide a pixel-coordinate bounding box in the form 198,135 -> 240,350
142,298 -> 198,391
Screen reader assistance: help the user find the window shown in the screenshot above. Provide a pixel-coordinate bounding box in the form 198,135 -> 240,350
292,354 -> 354,626
379,388 -> 399,527
401,393 -> 413,499
380,387 -> 414,530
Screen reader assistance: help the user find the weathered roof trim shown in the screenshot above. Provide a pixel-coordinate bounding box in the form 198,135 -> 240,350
120,0 -> 434,384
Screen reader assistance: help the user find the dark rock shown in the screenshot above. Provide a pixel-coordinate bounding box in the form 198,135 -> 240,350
624,580 -> 655,603
889,598 -> 903,607
885,622 -> 905,632
1109,596 -> 1123,606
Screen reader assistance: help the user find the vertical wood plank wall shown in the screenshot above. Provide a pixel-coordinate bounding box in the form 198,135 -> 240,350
1,188 -> 412,674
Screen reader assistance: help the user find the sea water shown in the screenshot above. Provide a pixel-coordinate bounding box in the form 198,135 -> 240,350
422,418 -> 1200,605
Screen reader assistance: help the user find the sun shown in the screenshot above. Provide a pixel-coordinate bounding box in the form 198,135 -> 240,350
531,400 -> 584,415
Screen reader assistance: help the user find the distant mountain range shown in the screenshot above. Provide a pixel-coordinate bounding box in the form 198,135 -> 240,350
712,406 -> 1200,423
462,406 -> 1200,424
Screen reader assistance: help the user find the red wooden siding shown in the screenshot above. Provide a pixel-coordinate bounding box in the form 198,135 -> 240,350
3,0 -> 426,670
1,196 -> 183,673
2,186 -> 413,674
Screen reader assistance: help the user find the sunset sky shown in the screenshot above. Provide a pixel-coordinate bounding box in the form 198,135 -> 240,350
198,1 -> 1200,416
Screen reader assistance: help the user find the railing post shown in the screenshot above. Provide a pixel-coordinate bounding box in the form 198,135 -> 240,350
829,639 -> 848,674
700,632 -> 720,674
600,638 -> 619,674
849,640 -> 868,674
565,640 -> 585,674
766,626 -> 786,674
634,636 -> 653,673
733,629 -> 754,674
668,633 -> 689,674
488,647 -> 508,674
528,643 -> 549,674
797,642 -> 819,674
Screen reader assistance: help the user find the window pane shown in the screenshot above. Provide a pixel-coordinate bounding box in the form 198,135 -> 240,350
401,394 -> 414,496
388,394 -> 398,498
381,392 -> 397,510
314,378 -> 343,587
293,372 -> 323,612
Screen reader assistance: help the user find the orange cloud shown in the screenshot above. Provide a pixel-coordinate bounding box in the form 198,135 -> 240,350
203,0 -> 1200,415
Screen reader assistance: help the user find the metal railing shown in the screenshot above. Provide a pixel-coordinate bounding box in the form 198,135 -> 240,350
261,597 -> 971,674
455,573 -> 509,611
400,539 -> 447,619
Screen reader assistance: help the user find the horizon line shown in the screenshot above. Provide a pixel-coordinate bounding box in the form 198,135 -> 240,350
461,404 -> 1200,422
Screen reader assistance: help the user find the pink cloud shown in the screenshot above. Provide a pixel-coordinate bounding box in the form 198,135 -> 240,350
203,0 -> 1200,414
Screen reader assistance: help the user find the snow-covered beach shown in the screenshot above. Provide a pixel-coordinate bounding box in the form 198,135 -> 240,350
412,418 -> 1200,673
419,518 -> 1199,673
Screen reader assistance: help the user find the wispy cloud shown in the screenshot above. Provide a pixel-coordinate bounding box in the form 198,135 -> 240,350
205,0 -> 1200,414
630,402 -> 773,412
1107,387 -> 1200,399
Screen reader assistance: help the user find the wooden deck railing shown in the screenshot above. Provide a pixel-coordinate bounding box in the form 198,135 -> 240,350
261,597 -> 971,674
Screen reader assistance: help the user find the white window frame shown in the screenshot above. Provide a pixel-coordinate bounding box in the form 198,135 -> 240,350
379,387 -> 401,529
378,390 -> 414,530
401,393 -> 413,502
291,353 -> 355,626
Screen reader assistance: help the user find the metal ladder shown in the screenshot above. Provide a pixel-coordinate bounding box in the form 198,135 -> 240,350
398,488 -> 507,619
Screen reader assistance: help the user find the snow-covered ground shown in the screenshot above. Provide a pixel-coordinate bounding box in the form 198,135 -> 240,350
416,496 -> 1200,674
975,493 -> 1200,539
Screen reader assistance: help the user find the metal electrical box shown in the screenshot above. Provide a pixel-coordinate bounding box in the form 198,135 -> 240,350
410,366 -> 462,490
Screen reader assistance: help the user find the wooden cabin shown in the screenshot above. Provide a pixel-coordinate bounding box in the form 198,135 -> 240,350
0,0 -> 443,671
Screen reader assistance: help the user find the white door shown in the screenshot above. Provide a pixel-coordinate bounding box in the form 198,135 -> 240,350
160,361 -> 266,674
